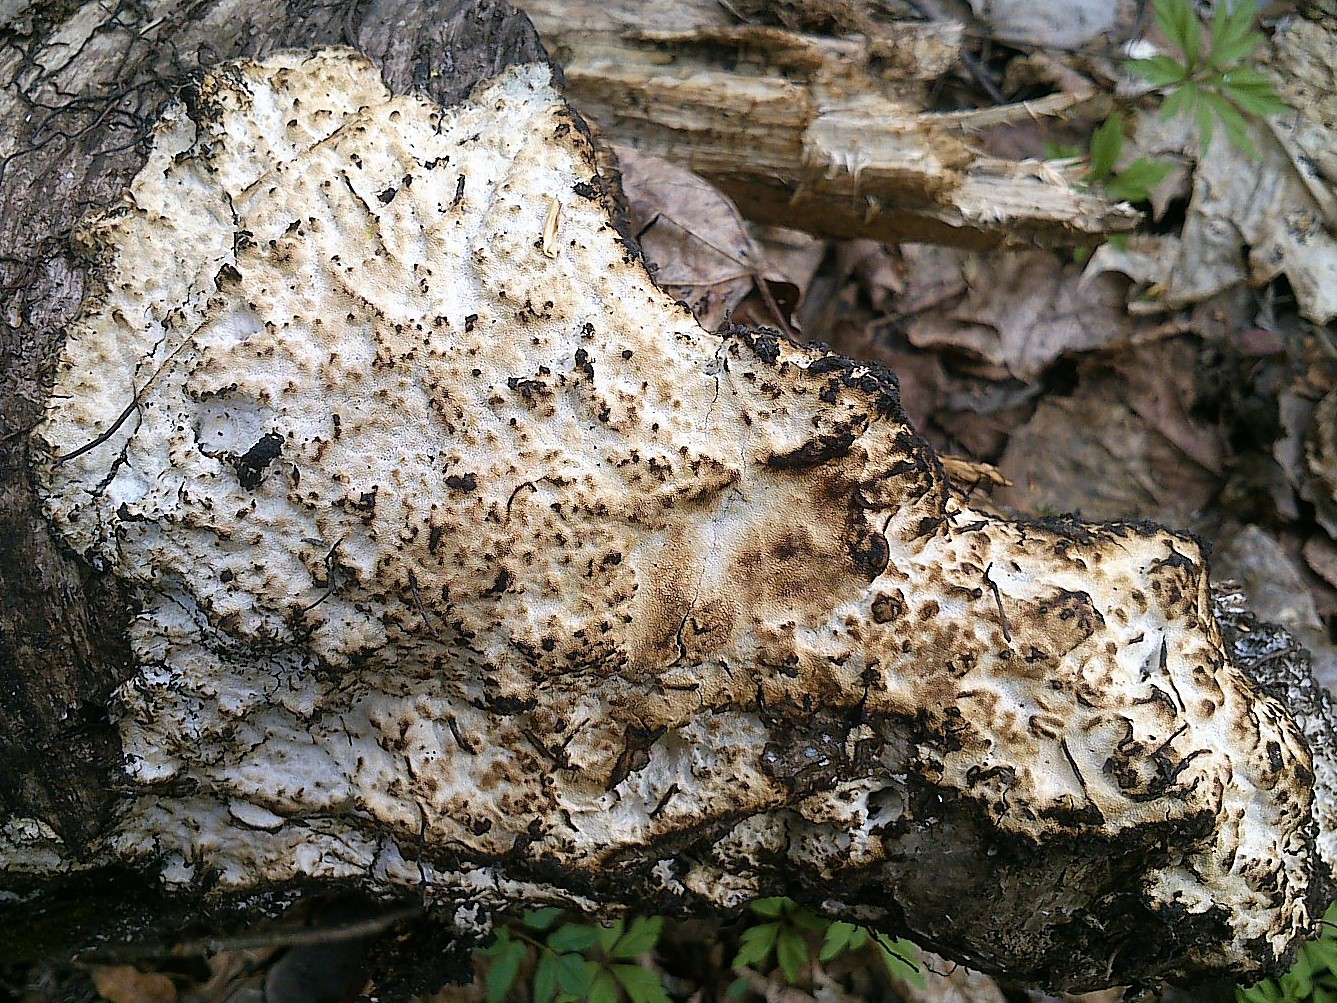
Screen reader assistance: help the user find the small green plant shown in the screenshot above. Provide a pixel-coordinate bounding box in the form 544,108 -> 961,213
1129,0 -> 1290,155
726,897 -> 925,999
477,901 -> 924,1002
478,908 -> 670,1003
1055,0 -> 1290,211
1237,903 -> 1337,1003
1086,113 -> 1174,205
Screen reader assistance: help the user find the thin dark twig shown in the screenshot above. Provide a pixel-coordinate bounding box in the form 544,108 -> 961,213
75,905 -> 423,962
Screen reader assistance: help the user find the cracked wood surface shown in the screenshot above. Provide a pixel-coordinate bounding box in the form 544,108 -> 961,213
519,0 -> 1137,249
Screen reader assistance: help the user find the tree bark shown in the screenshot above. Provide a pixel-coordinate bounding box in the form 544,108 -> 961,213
1,1 -> 1334,996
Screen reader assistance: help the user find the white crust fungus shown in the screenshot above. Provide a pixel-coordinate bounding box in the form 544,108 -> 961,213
28,49 -> 1332,984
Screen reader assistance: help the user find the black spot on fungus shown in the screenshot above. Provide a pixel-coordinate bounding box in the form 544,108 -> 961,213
1267,741 -> 1285,774
377,186 -> 397,203
232,433 -> 284,489
506,376 -> 550,403
214,263 -> 242,288
742,329 -> 780,365
574,348 -> 594,378
573,180 -> 598,199
446,472 -> 478,492
336,487 -> 378,516
871,592 -> 906,624
767,431 -> 857,470
805,356 -> 849,376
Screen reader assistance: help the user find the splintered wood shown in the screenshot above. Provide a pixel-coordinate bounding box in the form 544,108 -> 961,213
521,0 -> 1136,249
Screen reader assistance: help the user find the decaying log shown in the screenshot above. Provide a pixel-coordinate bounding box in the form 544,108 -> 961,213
518,0 -> 1136,249
6,26 -> 1335,991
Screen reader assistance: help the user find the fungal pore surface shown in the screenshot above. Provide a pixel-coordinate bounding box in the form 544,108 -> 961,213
24,48 -> 1335,986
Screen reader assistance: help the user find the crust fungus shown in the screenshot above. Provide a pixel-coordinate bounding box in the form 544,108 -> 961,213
25,48 -> 1337,988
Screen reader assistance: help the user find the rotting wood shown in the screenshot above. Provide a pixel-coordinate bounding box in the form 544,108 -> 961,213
519,0 -> 1134,249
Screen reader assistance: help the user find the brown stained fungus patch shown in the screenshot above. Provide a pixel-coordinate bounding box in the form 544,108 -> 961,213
21,49 -> 1334,987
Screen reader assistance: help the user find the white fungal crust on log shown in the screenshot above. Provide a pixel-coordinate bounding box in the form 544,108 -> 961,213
26,49 -> 1330,985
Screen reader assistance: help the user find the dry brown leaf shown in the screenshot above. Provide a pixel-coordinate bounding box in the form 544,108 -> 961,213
897,951 -> 1008,1003
1307,389 -> 1337,537
994,369 -> 1221,526
1306,534 -> 1337,592
1213,525 -> 1337,690
1109,339 -> 1224,476
89,965 -> 178,1003
897,247 -> 1153,381
616,146 -> 795,332
1216,526 -> 1326,637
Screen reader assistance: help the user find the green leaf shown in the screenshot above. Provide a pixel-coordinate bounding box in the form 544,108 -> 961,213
749,897 -> 791,918
1283,967 -> 1314,1000
1210,1 -> 1252,54
847,926 -> 870,952
610,917 -> 663,959
1089,114 -> 1125,181
556,954 -> 597,997
1196,99 -> 1216,151
1306,936 -> 1337,976
1220,69 -> 1289,117
776,926 -> 808,984
819,922 -> 855,962
478,928 -> 513,958
611,965 -> 672,1003
877,937 -> 926,990
733,923 -> 780,969
485,940 -> 528,1003
598,920 -> 626,955
1208,2 -> 1263,67
524,908 -> 566,932
1161,81 -> 1201,121
548,923 -> 604,954
1129,54 -> 1190,88
588,967 -> 620,1003
790,906 -> 829,933
726,976 -> 751,999
535,950 -> 561,1003
1106,158 -> 1174,203
1153,0 -> 1200,67
1203,90 -> 1257,155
